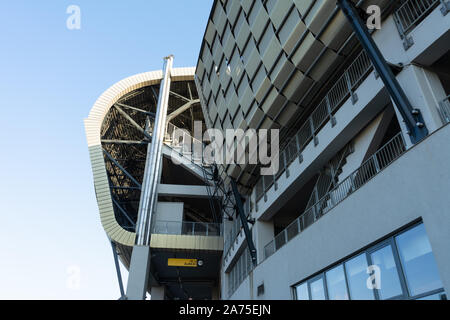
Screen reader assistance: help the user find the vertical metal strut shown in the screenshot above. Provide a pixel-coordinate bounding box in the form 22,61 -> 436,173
136,55 -> 173,246
337,0 -> 428,144
111,241 -> 125,299
230,179 -> 257,266
126,55 -> 173,300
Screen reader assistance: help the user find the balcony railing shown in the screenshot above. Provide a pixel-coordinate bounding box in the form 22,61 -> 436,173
264,132 -> 406,260
438,95 -> 450,124
393,0 -> 442,49
255,50 -> 373,203
152,220 -> 222,237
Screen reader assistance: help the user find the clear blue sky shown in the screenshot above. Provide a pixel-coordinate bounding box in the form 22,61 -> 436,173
0,0 -> 212,299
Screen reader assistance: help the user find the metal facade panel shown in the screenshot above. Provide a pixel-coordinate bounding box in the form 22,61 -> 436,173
291,32 -> 325,72
269,0 -> 293,30
150,234 -> 224,251
279,10 -> 307,55
194,0 -> 378,188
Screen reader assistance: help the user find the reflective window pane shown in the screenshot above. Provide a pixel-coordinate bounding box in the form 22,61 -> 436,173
295,282 -> 309,300
345,254 -> 375,300
396,224 -> 443,297
310,276 -> 326,300
326,265 -> 349,300
370,245 -> 403,299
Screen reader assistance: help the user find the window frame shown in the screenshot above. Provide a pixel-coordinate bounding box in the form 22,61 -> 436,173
291,222 -> 446,301
366,239 -> 408,300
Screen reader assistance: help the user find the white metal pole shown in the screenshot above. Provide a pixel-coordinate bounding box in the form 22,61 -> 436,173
136,55 -> 173,246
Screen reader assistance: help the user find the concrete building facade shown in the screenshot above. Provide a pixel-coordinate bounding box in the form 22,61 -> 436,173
195,0 -> 450,300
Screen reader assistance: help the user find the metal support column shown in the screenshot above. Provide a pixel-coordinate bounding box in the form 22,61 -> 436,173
230,179 -> 257,266
136,55 -> 173,246
111,241 -> 126,299
126,55 -> 174,300
337,0 -> 428,144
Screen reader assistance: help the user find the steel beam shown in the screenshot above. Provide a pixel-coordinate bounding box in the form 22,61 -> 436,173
111,197 -> 136,227
101,139 -> 148,145
111,186 -> 141,191
103,149 -> 142,188
337,0 -> 428,144
113,104 -> 153,141
111,241 -> 126,299
169,90 -> 190,103
115,102 -> 155,117
230,179 -> 257,266
166,99 -> 200,123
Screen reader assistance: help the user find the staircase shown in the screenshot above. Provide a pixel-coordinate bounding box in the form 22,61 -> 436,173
304,143 -> 354,220
159,120 -> 257,264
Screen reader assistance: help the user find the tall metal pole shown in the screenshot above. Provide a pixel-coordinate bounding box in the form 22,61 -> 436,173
337,0 -> 428,144
136,55 -> 173,246
126,55 -> 173,300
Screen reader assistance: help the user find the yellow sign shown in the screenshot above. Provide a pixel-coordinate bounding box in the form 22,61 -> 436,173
167,258 -> 198,267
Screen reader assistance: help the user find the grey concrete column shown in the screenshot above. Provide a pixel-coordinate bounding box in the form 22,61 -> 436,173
253,220 -> 274,264
394,65 -> 447,148
126,246 -> 151,300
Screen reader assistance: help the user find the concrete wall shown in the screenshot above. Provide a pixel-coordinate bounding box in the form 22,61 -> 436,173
253,71 -> 388,221
154,202 -> 183,222
230,123 -> 450,299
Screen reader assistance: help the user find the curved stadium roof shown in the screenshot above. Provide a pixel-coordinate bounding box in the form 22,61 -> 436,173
84,67 -> 198,248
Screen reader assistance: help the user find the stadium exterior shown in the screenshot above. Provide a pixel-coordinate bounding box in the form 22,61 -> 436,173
85,0 -> 450,300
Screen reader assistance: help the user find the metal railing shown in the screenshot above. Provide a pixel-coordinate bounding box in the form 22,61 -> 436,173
255,50 -> 373,203
393,0 -> 442,49
438,95 -> 450,124
264,132 -> 407,260
165,122 -> 205,166
152,220 -> 222,236
395,0 -> 440,35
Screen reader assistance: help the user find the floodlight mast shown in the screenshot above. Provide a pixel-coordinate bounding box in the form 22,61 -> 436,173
126,55 -> 173,300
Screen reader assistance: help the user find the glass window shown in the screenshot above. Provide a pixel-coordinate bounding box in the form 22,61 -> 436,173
326,265 -> 349,300
396,224 -> 443,297
310,276 -> 326,300
295,282 -> 309,300
345,254 -> 375,300
370,244 -> 403,299
292,223 -> 445,301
